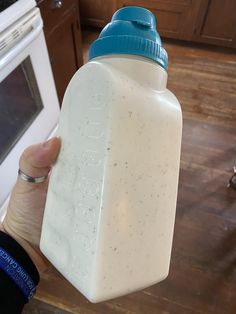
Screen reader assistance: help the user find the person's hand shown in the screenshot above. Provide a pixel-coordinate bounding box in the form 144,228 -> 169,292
0,137 -> 61,274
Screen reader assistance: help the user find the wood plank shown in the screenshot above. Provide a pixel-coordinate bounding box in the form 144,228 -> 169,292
23,298 -> 72,314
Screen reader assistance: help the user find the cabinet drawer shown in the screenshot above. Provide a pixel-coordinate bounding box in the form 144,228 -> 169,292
117,0 -> 201,40
39,0 -> 76,36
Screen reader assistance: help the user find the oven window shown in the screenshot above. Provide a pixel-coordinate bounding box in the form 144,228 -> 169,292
0,57 -> 43,164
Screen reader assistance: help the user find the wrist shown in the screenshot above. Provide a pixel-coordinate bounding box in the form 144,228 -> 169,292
0,222 -> 48,274
0,227 -> 40,302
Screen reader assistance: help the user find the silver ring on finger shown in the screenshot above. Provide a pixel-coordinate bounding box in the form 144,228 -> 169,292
18,169 -> 48,184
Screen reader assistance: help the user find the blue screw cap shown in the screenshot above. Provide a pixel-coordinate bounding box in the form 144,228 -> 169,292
89,6 -> 168,69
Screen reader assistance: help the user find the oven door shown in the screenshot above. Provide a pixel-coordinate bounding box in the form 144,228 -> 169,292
0,15 -> 60,211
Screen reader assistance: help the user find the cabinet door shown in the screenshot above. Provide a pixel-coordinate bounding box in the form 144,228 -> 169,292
193,0 -> 236,48
117,0 -> 201,40
39,0 -> 84,104
79,0 -> 116,27
46,6 -> 83,103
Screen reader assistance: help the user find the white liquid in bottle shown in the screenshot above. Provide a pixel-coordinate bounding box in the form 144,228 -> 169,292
40,6 -> 182,303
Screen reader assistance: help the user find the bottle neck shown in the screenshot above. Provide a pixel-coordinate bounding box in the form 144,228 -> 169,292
92,54 -> 168,91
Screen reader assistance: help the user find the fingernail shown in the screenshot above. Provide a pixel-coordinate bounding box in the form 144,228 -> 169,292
42,138 -> 55,148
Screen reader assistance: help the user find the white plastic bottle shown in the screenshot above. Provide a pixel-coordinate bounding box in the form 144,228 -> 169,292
40,6 -> 182,303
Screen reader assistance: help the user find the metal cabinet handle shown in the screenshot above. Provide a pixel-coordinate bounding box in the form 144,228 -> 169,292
52,0 -> 63,9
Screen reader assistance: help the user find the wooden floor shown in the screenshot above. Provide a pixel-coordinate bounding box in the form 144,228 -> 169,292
24,30 -> 236,314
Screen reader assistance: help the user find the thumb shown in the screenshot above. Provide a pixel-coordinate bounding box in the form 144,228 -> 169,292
19,137 -> 61,181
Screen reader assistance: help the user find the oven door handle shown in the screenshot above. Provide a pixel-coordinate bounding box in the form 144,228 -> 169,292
0,19 -> 43,71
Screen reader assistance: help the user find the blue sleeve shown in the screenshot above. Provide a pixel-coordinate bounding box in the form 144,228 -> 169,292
0,231 -> 40,313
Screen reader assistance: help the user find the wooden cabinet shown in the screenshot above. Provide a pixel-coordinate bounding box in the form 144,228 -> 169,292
80,0 -> 236,48
79,0 -> 116,27
38,0 -> 83,104
117,0 -> 201,41
193,0 -> 236,48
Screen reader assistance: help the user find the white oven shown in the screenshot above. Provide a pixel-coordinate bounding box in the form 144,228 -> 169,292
0,0 -> 60,217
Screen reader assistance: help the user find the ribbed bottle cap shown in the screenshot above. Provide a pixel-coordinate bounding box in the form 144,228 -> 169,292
89,6 -> 168,69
